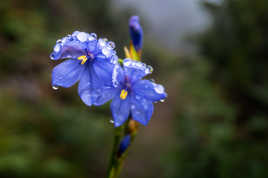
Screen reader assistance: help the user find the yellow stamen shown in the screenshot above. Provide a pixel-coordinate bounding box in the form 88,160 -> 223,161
77,55 -> 88,64
120,89 -> 128,100
124,46 -> 131,58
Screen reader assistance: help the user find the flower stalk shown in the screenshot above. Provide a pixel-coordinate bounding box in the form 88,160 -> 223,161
107,120 -> 139,178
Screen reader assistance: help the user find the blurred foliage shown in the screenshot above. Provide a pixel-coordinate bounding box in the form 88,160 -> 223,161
0,0 -> 133,177
1,0 -> 268,178
165,1 -> 268,178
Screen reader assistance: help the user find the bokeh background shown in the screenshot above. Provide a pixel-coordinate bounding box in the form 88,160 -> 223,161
1,0 -> 268,177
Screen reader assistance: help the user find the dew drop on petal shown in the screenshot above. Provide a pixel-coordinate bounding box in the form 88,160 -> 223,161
102,47 -> 112,57
145,65 -> 153,74
107,41 -> 115,49
135,95 -> 141,100
88,35 -> 95,41
50,54 -> 55,60
72,31 -> 80,37
110,55 -> 118,64
77,32 -> 89,42
98,39 -> 106,48
56,39 -> 62,43
62,37 -> 68,44
52,85 -> 59,90
109,120 -> 114,124
124,60 -> 131,67
90,33 -> 97,39
131,105 -> 135,110
160,99 -> 165,102
53,44 -> 61,52
154,84 -> 164,94
112,65 -> 120,87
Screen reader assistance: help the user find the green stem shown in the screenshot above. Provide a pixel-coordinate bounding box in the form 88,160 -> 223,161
107,120 -> 138,178
107,126 -> 124,178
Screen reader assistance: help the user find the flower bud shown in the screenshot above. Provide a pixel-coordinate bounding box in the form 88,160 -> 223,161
129,16 -> 143,52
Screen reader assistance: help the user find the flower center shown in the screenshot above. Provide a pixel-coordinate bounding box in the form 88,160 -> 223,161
120,89 -> 128,100
77,50 -> 95,65
77,55 -> 88,65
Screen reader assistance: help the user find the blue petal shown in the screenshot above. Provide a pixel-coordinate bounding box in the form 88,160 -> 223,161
52,59 -> 84,88
78,67 -> 93,106
93,57 -> 117,86
110,93 -> 131,127
132,80 -> 167,102
123,59 -> 152,83
78,66 -> 117,106
78,66 -> 99,106
90,86 -> 118,106
130,93 -> 154,126
50,34 -> 88,60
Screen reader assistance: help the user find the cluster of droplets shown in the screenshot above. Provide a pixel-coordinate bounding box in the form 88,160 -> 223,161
50,31 -> 98,60
50,31 -> 117,63
112,64 -> 121,87
123,58 -> 153,75
97,38 -> 117,60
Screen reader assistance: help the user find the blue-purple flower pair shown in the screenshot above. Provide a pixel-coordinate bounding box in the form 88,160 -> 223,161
50,31 -> 167,127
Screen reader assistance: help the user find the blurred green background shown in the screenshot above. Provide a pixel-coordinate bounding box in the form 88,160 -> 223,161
1,0 -> 268,177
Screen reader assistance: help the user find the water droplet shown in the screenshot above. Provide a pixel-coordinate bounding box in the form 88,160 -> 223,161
61,37 -> 68,44
145,65 -> 153,74
109,120 -> 114,124
50,53 -> 55,60
88,35 -> 95,41
77,32 -> 89,42
72,31 -> 80,37
56,39 -> 62,43
110,55 -> 118,64
124,60 -> 131,67
53,44 -> 61,52
102,47 -> 112,57
107,41 -> 115,49
160,99 -> 165,102
131,105 -> 135,109
112,64 -> 120,87
154,84 -> 164,94
52,85 -> 59,90
90,33 -> 97,39
135,95 -> 141,100
98,39 -> 106,48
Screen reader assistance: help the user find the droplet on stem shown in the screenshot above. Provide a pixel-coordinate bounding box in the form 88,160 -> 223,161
52,85 -> 59,90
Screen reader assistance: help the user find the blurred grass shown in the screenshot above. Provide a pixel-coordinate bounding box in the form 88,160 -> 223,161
1,0 -> 268,178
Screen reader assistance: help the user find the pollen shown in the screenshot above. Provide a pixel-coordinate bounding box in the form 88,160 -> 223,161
120,89 -> 128,100
77,55 -> 88,64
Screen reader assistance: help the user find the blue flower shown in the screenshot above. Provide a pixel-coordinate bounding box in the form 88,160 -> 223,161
129,16 -> 143,52
50,31 -> 118,106
109,59 -> 167,127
